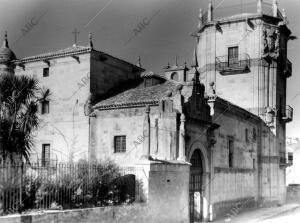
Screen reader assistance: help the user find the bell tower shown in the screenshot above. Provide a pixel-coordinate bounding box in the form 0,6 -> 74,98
193,0 -> 294,205
193,0 -> 293,126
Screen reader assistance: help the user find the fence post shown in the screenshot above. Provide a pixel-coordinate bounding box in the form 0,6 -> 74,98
19,162 -> 23,211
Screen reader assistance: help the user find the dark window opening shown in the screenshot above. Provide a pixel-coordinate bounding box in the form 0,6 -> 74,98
228,46 -> 239,66
245,128 -> 249,143
228,138 -> 234,168
42,144 -> 50,167
253,128 -> 256,141
41,101 -> 49,114
114,136 -> 126,153
43,67 -> 49,77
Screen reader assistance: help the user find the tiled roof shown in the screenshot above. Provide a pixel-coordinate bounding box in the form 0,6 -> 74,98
13,45 -> 145,71
214,96 -> 262,122
94,81 -> 179,110
15,45 -> 92,63
141,71 -> 167,80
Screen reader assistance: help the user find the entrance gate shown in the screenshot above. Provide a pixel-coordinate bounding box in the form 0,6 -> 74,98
189,149 -> 203,223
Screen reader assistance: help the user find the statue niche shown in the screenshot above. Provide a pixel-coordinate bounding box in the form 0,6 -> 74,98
262,28 -> 280,60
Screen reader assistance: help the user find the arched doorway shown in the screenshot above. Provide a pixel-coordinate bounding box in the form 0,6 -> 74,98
189,149 -> 204,222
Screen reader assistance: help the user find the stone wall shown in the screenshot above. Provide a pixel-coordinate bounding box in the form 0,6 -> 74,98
15,54 -> 91,162
92,106 -> 178,165
0,205 -> 156,223
148,162 -> 190,222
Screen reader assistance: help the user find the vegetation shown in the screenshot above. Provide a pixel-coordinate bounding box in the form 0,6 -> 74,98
0,74 -> 49,162
0,160 -> 137,215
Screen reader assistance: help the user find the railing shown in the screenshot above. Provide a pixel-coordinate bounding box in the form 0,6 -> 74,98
284,59 -> 292,78
282,105 -> 293,123
216,54 -> 251,75
0,162 -> 142,215
288,152 -> 293,166
29,153 -> 58,168
199,1 -> 283,27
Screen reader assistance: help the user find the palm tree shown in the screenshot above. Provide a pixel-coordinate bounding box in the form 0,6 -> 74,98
0,74 -> 50,163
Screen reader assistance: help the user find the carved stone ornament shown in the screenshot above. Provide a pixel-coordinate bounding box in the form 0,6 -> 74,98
262,28 -> 280,60
84,94 -> 92,116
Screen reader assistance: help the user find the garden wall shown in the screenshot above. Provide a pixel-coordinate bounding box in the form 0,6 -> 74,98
0,203 -> 184,223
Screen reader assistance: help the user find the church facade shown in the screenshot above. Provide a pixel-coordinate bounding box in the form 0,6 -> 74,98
0,0 -> 294,222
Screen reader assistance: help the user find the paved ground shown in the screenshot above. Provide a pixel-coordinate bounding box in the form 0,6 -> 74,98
213,203 -> 300,223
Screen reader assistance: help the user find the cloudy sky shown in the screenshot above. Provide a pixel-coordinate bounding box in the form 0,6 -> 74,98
0,0 -> 299,137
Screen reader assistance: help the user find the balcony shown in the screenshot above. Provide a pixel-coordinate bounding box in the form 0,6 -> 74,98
216,54 -> 251,75
282,105 -> 293,123
288,152 -> 293,166
284,59 -> 292,78
280,152 -> 293,168
29,153 -> 58,168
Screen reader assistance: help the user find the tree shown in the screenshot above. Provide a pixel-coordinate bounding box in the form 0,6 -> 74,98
0,74 -> 50,163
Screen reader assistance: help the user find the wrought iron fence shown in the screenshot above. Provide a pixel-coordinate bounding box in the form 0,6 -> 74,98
0,161 -> 142,215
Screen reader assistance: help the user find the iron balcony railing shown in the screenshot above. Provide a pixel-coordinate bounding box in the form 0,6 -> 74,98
29,153 -> 58,168
288,152 -> 293,165
216,54 -> 251,75
284,59 -> 292,78
282,105 -> 293,123
199,1 -> 284,27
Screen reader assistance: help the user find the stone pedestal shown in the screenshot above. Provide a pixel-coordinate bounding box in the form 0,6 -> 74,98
135,159 -> 190,223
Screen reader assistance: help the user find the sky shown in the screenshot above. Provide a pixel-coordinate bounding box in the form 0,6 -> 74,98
0,0 -> 299,137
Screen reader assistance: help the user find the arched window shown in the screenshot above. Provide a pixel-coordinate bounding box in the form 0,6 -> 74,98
171,72 -> 179,81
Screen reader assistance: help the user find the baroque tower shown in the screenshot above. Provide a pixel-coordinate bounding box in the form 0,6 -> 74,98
193,0 -> 293,204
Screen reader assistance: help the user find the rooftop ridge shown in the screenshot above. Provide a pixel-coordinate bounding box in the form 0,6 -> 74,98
94,99 -> 160,111
14,45 -> 92,63
13,45 -> 145,71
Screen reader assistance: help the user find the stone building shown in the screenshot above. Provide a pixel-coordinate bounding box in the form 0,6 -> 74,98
89,0 -> 294,221
0,0 -> 294,222
193,0 -> 293,213
0,33 -> 143,163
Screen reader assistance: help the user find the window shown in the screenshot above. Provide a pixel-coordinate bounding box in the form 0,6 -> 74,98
43,67 -> 49,77
228,46 -> 239,66
252,128 -> 256,141
42,144 -> 50,167
114,136 -> 126,153
228,138 -> 234,168
41,101 -> 49,114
